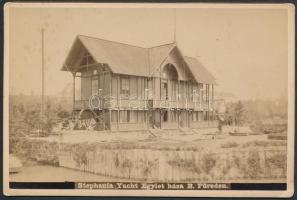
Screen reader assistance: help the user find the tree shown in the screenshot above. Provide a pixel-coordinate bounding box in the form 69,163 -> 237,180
224,103 -> 234,125
24,110 -> 42,131
224,101 -> 245,126
42,101 -> 55,133
234,101 -> 245,126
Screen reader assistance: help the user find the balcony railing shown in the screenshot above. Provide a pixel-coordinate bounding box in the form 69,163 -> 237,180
74,98 -> 105,110
110,98 -> 148,109
74,97 -> 213,111
151,100 -> 213,110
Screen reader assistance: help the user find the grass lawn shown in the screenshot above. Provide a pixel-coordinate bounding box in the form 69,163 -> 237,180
28,126 -> 287,152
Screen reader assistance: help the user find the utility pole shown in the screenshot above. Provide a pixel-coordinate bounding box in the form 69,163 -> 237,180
40,28 -> 45,135
173,8 -> 176,43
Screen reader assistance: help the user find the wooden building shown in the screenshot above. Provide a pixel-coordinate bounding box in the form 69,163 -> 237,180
62,35 -> 217,131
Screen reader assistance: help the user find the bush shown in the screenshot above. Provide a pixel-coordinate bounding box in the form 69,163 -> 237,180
71,143 -> 97,167
265,152 -> 286,178
10,138 -> 60,166
245,151 -> 262,179
57,110 -> 70,119
167,155 -> 201,174
268,134 -> 287,140
242,140 -> 287,148
201,154 -> 217,174
141,160 -> 155,177
266,153 -> 286,169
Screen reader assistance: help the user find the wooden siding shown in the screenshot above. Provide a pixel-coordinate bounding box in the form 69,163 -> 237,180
76,71 -> 214,111
72,53 -> 215,131
75,65 -> 112,109
81,69 -> 92,100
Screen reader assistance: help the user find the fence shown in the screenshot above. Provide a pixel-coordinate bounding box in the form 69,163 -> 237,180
11,137 -> 286,182
58,145 -> 287,182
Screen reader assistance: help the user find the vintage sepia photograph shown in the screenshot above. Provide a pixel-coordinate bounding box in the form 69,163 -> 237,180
3,3 -> 295,197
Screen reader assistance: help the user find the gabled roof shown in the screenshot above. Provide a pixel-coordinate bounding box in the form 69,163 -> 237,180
64,35 -> 150,76
184,56 -> 216,84
62,35 -> 216,84
148,43 -> 176,75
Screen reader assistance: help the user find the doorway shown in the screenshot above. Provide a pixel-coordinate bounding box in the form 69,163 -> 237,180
179,111 -> 189,128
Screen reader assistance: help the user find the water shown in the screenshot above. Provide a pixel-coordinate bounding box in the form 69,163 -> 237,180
9,164 -> 285,183
10,165 -> 128,182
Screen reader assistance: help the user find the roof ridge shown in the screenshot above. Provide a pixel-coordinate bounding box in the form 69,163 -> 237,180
148,42 -> 175,49
78,34 -> 175,50
77,34 -> 147,49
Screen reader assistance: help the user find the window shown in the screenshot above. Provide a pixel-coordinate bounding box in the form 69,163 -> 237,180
98,73 -> 103,90
137,79 -> 144,99
189,83 -> 193,102
91,78 -> 98,95
203,111 -> 208,121
161,79 -> 168,100
146,79 -> 153,99
201,85 -> 206,102
120,110 -> 129,123
137,111 -> 144,123
172,81 -> 177,100
192,89 -> 195,102
120,76 -> 130,98
194,88 -> 200,103
130,77 -> 137,98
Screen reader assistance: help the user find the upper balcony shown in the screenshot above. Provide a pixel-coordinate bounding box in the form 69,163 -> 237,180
74,97 -> 213,111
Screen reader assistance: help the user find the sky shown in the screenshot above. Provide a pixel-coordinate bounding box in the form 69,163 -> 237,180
8,5 -> 289,100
